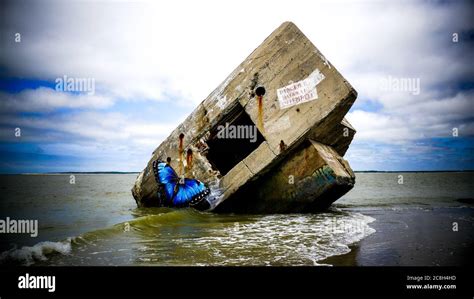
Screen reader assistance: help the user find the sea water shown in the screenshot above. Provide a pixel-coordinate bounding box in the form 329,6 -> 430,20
0,172 -> 472,266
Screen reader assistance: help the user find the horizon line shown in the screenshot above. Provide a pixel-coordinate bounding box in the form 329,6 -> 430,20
0,170 -> 473,175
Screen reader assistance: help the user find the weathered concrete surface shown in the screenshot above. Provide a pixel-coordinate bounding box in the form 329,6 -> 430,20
214,140 -> 354,213
312,117 -> 355,156
132,21 -> 358,212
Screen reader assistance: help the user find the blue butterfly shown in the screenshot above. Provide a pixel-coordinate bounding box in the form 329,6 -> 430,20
152,160 -> 210,207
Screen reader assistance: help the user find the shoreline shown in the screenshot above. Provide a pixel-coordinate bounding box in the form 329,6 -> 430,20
321,206 -> 474,266
321,244 -> 358,266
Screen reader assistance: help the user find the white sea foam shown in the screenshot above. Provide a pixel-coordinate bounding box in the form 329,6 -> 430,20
173,211 -> 376,266
206,178 -> 225,210
0,239 -> 72,266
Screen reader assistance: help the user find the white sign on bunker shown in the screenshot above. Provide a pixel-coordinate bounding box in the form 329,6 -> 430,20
277,69 -> 325,109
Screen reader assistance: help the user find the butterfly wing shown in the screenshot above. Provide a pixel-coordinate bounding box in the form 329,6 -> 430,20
154,161 -> 178,200
173,179 -> 209,206
152,160 -> 210,207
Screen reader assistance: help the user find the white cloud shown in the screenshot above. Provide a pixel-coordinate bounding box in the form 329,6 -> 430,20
0,111 -> 176,143
347,110 -> 417,143
347,90 -> 474,144
1,0 -> 472,171
2,1 -> 469,105
3,1 -> 472,109
0,87 -> 114,112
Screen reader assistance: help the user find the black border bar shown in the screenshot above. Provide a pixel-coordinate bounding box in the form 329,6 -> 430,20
0,266 -> 472,298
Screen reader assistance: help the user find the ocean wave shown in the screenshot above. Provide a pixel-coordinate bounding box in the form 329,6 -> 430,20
169,211 -> 376,266
0,239 -> 72,266
0,209 -> 377,266
0,209 -> 205,266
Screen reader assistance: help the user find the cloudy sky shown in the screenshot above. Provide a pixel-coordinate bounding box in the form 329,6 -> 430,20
0,0 -> 473,173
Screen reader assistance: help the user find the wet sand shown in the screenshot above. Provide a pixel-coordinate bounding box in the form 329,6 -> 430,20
322,206 -> 474,266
